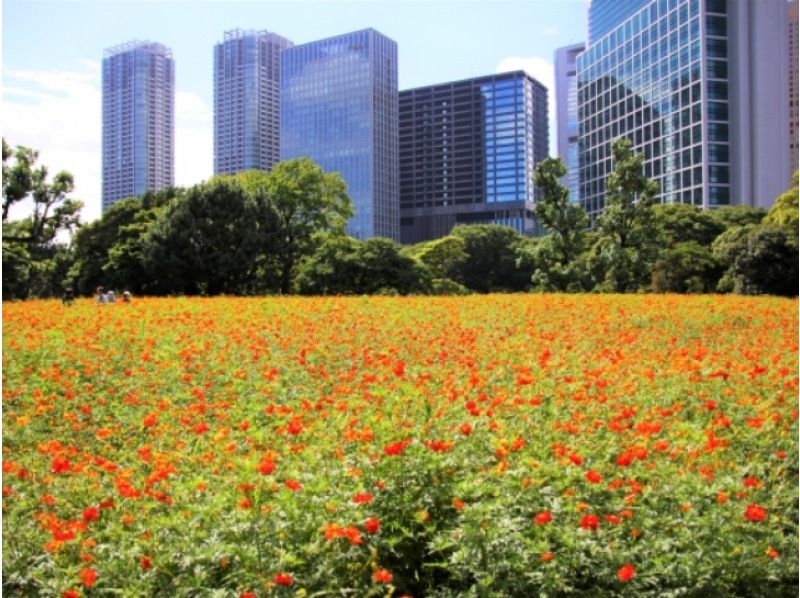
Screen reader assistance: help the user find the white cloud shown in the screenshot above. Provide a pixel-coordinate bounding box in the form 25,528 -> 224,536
495,55 -> 557,156
3,64 -> 214,224
3,62 -> 103,223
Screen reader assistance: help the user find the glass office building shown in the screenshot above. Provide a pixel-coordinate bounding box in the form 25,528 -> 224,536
588,0 -> 651,43
555,43 -> 585,205
214,30 -> 293,175
399,72 -> 548,244
102,41 -> 174,211
281,29 -> 399,241
577,0 -> 790,218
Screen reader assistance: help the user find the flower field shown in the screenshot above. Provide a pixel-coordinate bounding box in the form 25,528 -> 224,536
2,295 -> 798,596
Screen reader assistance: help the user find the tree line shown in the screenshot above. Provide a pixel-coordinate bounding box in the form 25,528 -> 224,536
3,137 -> 797,299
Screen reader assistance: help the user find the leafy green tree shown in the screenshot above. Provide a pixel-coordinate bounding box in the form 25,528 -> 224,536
404,235 -> 468,283
590,137 -> 660,292
709,205 -> 767,230
528,157 -> 589,291
450,224 -> 529,292
713,225 -> 797,296
763,171 -> 798,230
2,138 -> 83,298
295,235 -> 362,295
142,179 -> 277,295
651,241 -> 721,293
262,159 -> 353,293
296,236 -> 429,295
653,203 -> 725,247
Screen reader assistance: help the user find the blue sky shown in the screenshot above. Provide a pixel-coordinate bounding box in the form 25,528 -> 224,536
3,0 -> 588,222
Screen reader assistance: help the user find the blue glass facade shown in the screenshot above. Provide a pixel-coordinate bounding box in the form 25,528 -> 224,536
281,29 -> 398,241
102,41 -> 174,211
214,30 -> 293,175
589,0 -> 652,43
577,0 -> 732,218
399,72 -> 548,243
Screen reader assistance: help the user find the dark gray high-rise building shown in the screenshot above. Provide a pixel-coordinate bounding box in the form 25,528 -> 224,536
214,29 -> 293,175
577,0 -> 791,218
281,29 -> 399,241
102,41 -> 174,211
399,71 -> 549,244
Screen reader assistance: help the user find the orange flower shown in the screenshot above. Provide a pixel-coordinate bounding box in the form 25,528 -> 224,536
540,551 -> 554,561
373,568 -> 393,584
744,504 -> 767,522
617,563 -> 635,582
78,567 -> 97,588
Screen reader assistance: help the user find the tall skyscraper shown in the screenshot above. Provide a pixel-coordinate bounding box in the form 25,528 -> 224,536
214,29 -> 293,175
102,41 -> 174,211
577,0 -> 791,219
588,0 -> 651,44
555,43 -> 586,204
789,0 -> 798,174
281,29 -> 399,241
399,71 -> 549,244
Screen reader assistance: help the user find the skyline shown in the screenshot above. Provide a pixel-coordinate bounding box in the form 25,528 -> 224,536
3,0 -> 587,223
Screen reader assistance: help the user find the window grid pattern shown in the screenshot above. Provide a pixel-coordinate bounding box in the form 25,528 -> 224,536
281,29 -> 399,241
102,41 -> 174,211
577,0 -> 732,219
214,30 -> 293,175
398,72 -> 548,243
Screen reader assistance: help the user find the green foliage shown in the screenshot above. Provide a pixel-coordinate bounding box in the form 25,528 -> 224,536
2,138 -> 83,299
713,225 -> 798,296
709,205 -> 767,230
261,159 -> 354,293
590,138 -> 660,292
451,224 -> 530,292
296,235 -> 430,295
763,171 -> 799,230
142,179 -> 277,295
404,236 -> 468,283
530,157 -> 589,292
653,203 -> 725,247
67,189 -> 177,295
651,241 -> 721,294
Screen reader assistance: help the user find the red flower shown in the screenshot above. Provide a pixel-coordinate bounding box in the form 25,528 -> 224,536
743,477 -> 760,488
273,573 -> 293,586
82,507 -> 100,523
604,514 -> 621,525
142,413 -> 157,427
541,552 -> 554,562
584,470 -> 602,484
51,456 -> 71,474
353,492 -> 373,504
78,567 -> 97,588
744,503 -> 767,522
258,459 -> 276,475
287,419 -> 303,435
373,568 -> 393,584
452,497 -> 465,510
140,555 -> 152,570
580,514 -> 600,530
383,440 -> 411,456
364,517 -> 381,533
284,479 -> 302,491
617,563 -> 635,582
534,511 -> 553,525
240,593 -> 256,598
568,453 -> 583,466
63,590 -> 80,598
460,423 -> 473,436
